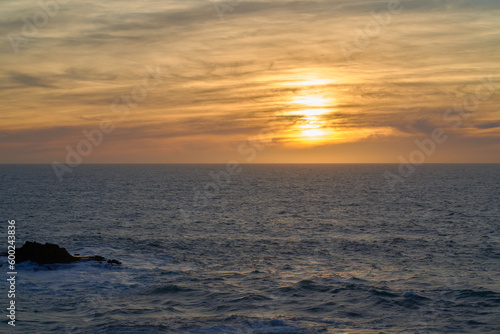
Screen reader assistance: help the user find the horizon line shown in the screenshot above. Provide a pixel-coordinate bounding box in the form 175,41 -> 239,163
1,162 -> 499,165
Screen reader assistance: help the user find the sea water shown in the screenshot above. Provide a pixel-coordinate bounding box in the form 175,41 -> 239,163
1,164 -> 499,333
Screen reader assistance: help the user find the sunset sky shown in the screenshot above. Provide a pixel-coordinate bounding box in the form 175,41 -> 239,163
1,0 -> 499,163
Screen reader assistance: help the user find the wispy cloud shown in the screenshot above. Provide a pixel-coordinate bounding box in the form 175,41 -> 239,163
1,0 -> 499,162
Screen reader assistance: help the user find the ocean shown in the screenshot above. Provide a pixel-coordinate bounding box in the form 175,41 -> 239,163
1,164 -> 499,333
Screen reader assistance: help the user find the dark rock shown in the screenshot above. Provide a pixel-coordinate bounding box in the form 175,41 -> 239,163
16,241 -> 75,265
11,241 -> 121,266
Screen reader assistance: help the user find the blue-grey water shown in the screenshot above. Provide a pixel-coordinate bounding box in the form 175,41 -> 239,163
1,164 -> 499,333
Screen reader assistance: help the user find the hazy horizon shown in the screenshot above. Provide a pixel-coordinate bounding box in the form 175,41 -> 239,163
2,162 -> 500,165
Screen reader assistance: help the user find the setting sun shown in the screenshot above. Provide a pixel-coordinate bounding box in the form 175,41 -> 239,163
301,128 -> 329,139
288,108 -> 332,116
1,0 -> 498,166
283,88 -> 339,145
1,1 -> 499,332
291,95 -> 333,107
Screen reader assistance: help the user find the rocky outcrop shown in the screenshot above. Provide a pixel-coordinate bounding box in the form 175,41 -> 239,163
10,241 -> 121,265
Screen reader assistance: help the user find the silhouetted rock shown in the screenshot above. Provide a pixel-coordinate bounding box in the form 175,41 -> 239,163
10,241 -> 121,266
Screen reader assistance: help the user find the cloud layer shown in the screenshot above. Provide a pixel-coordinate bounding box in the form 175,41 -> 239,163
0,0 -> 499,163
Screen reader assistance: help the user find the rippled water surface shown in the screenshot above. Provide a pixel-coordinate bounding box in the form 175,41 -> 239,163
1,164 -> 499,333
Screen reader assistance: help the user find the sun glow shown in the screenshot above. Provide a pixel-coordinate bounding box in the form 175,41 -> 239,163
291,95 -> 332,107
299,116 -> 320,128
296,115 -> 331,142
286,91 -> 337,144
301,128 -> 329,138
284,78 -> 336,86
273,73 -> 402,147
289,108 -> 331,116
